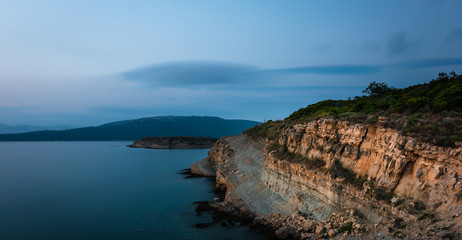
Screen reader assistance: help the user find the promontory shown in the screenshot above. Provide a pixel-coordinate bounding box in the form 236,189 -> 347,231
191,73 -> 462,239
129,136 -> 218,149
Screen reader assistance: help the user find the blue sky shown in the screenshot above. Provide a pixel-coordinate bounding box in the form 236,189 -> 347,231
1,0 -> 462,126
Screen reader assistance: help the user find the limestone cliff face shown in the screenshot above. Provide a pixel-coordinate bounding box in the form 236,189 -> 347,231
195,118 -> 462,238
277,118 -> 462,219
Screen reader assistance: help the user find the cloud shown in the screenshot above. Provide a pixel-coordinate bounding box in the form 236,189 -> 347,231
390,58 -> 462,69
121,58 -> 462,89
0,106 -> 40,111
386,32 -> 417,56
269,58 -> 462,75
266,65 -> 380,75
122,61 -> 257,87
445,27 -> 462,44
356,41 -> 382,53
311,44 -> 332,54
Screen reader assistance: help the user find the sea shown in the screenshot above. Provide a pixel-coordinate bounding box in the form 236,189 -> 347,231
0,141 -> 266,240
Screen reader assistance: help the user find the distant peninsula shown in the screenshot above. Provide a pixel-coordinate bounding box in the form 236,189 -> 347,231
128,136 -> 218,149
0,116 -> 259,141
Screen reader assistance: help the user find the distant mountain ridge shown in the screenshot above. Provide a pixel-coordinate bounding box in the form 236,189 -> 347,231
0,124 -> 76,134
0,116 -> 260,141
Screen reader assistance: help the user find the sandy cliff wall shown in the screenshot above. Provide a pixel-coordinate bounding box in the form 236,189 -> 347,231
277,118 -> 462,218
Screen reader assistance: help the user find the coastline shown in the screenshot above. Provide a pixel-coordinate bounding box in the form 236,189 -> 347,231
128,136 -> 218,149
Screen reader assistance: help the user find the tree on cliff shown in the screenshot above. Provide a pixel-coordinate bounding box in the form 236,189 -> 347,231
362,81 -> 394,97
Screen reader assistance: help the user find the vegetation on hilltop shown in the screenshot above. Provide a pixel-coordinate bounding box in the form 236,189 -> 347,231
128,136 -> 218,149
245,72 -> 462,147
289,72 -> 461,121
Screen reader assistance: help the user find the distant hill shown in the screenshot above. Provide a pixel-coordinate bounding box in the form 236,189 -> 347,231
0,124 -> 76,134
0,116 -> 260,141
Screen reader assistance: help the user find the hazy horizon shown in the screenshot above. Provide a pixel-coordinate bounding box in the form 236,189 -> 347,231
1,1 -> 462,126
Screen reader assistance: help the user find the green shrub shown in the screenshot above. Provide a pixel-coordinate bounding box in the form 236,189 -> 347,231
366,116 -> 378,124
352,176 -> 367,189
244,120 -> 284,140
393,231 -> 407,239
413,201 -> 426,211
435,136 -> 457,147
374,186 -> 394,203
338,222 -> 353,233
395,199 -> 405,206
443,232 -> 455,240
393,218 -> 406,229
418,212 -> 435,221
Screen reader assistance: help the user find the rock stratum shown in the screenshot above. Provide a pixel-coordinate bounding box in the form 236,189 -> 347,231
128,136 -> 218,149
191,118 -> 462,239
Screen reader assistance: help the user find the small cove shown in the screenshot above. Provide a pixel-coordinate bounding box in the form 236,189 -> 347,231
0,141 -> 265,240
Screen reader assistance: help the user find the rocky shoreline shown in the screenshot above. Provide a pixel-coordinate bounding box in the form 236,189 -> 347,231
128,136 -> 218,149
186,167 -> 458,239
183,178 -> 371,239
180,167 -> 277,238
198,185 -> 372,239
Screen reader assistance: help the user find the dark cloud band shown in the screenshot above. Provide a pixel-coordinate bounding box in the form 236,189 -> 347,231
123,61 -> 256,87
122,58 -> 462,87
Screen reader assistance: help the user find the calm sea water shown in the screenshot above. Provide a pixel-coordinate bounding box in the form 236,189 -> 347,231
0,142 -> 265,240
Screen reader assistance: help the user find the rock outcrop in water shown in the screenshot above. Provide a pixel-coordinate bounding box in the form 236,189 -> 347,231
129,136 -> 217,149
192,118 -> 462,239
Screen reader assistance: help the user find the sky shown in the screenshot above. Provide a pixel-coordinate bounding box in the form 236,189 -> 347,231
1,0 -> 462,126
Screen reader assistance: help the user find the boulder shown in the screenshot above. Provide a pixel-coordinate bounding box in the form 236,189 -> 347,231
275,227 -> 289,239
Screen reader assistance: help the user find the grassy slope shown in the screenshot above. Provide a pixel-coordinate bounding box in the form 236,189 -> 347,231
246,72 -> 462,147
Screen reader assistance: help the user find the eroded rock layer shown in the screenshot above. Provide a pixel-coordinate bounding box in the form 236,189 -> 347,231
278,118 -> 462,218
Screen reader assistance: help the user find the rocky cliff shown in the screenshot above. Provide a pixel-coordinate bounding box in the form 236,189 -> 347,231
192,118 -> 462,239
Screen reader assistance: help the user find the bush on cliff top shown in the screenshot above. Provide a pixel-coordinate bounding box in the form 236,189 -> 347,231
245,72 -> 462,147
288,72 -> 462,121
